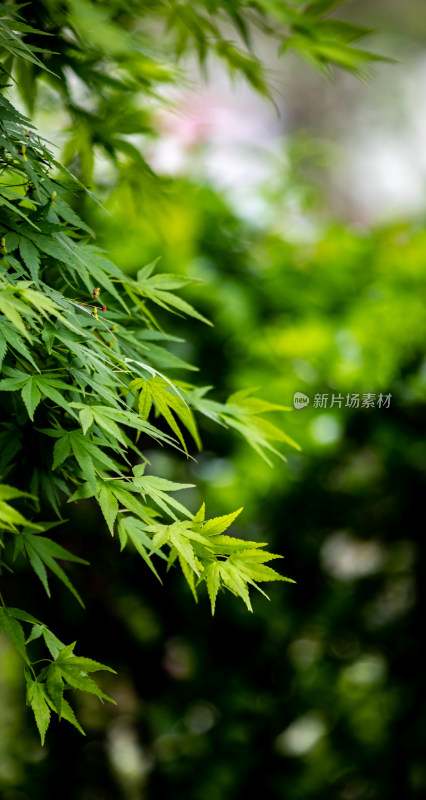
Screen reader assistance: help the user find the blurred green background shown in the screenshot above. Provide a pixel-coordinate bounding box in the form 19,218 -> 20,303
1,1 -> 426,798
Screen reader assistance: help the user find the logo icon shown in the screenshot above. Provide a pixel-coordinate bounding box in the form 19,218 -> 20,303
293,392 -> 310,409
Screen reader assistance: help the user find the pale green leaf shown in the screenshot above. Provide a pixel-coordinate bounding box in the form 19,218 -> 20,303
26,680 -> 51,745
98,485 -> 118,535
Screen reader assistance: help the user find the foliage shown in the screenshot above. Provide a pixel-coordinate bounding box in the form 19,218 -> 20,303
0,0 -> 385,743
0,0 -> 391,752
37,169 -> 421,800
103,173 -> 424,800
1,162 -> 422,797
0,1 -> 422,796
0,0 -> 389,189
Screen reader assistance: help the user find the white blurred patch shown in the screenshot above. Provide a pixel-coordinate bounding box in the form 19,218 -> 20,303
275,711 -> 326,757
342,654 -> 386,686
107,716 -> 153,787
321,531 -> 386,581
364,575 -> 416,626
184,702 -> 218,734
287,637 -> 323,669
310,414 -> 343,445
